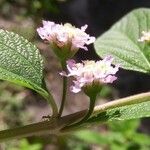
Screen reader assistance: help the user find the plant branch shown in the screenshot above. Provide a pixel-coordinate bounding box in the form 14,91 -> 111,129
0,111 -> 85,142
39,79 -> 58,117
58,61 -> 67,117
62,91 -> 150,132
41,91 -> 58,117
47,93 -> 59,117
93,91 -> 150,115
64,94 -> 96,129
0,92 -> 149,142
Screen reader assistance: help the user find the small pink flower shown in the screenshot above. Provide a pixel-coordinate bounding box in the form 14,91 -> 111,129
138,31 -> 150,42
37,21 -> 95,51
60,56 -> 119,93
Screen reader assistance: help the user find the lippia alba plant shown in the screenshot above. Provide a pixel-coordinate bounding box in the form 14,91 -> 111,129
0,8 -> 149,142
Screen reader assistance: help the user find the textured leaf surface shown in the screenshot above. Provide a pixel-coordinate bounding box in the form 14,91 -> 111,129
87,101 -> 150,124
0,29 -> 47,95
94,8 -> 150,73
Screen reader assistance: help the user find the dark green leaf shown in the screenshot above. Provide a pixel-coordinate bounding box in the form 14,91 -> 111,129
0,29 -> 48,97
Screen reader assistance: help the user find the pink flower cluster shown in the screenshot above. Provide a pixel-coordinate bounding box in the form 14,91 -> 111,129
37,21 -> 95,51
37,21 -> 119,94
61,56 -> 119,93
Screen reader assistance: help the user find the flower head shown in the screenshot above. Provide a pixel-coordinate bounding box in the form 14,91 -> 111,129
37,21 -> 95,60
60,56 -> 119,93
138,31 -> 150,42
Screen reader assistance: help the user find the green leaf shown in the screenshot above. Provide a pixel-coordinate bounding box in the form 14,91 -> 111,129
0,29 -> 48,97
87,100 -> 150,124
94,8 -> 150,73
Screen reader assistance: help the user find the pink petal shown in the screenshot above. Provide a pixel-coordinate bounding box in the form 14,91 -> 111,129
59,71 -> 68,77
81,24 -> 88,31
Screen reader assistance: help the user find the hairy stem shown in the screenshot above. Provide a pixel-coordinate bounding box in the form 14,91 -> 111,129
0,92 -> 149,142
58,61 -> 67,117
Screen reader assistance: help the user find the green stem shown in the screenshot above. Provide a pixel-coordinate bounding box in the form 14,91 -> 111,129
0,92 -> 149,142
63,95 -> 97,129
40,79 -> 58,117
58,61 -> 67,117
47,93 -> 59,117
78,95 -> 96,124
0,111 -> 84,142
41,91 -> 58,117
62,91 -> 150,132
93,91 -> 150,115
